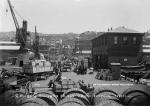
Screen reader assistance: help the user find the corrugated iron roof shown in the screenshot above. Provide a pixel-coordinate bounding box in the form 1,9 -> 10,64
0,41 -> 17,44
91,32 -> 105,41
79,31 -> 98,40
0,45 -> 20,50
0,41 -> 20,50
79,32 -> 104,41
109,26 -> 141,33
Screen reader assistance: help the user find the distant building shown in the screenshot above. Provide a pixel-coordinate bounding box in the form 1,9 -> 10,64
74,31 -> 98,58
38,36 -> 51,60
141,32 -> 150,63
92,27 -> 144,69
39,44 -> 50,60
0,41 -> 20,61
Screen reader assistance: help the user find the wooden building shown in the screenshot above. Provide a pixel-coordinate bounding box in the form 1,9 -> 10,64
92,27 -> 144,69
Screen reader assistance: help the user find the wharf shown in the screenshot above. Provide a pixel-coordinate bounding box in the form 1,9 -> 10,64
31,70 -> 134,94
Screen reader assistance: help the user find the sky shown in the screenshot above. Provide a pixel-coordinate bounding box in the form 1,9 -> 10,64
1,0 -> 150,34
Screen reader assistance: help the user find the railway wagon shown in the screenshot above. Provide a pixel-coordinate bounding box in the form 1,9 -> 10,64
92,27 -> 144,69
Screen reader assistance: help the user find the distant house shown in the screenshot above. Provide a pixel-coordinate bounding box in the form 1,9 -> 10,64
92,27 -> 144,69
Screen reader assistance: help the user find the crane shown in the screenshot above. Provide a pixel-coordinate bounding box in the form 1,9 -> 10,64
7,0 -> 28,49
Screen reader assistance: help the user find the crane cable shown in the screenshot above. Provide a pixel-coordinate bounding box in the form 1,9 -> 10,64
6,0 -> 26,45
11,6 -> 25,44
5,4 -> 24,22
13,6 -> 24,20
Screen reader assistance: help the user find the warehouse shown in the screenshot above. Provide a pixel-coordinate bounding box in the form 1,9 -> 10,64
92,27 -> 144,69
0,41 -> 20,63
74,31 -> 99,67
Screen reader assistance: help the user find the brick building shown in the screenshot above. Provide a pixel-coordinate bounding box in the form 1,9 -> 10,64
92,27 -> 144,69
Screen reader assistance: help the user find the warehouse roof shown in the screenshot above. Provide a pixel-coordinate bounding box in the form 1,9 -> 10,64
109,26 -> 141,33
0,41 -> 20,50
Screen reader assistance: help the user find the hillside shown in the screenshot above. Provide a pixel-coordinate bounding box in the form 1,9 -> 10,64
0,31 -> 78,41
0,31 -> 16,41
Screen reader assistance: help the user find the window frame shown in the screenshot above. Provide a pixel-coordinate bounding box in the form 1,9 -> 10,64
133,37 -> 137,44
123,36 -> 128,45
114,36 -> 118,44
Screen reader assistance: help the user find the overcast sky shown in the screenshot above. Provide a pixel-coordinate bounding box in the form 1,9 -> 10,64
1,0 -> 150,33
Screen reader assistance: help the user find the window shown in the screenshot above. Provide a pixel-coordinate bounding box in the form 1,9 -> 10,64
133,37 -> 137,44
105,37 -> 107,45
123,37 -> 128,45
102,37 -> 104,45
114,36 -> 118,44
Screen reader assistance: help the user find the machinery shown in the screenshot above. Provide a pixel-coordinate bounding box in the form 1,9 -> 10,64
48,71 -> 94,99
1,0 -> 54,85
7,0 -> 29,50
22,26 -> 54,81
76,59 -> 87,74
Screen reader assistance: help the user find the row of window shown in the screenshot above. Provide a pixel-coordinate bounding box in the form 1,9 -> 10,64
93,36 -> 138,47
93,36 -> 107,47
114,36 -> 137,45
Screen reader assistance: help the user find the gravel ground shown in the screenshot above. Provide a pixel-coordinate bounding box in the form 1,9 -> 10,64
0,66 -> 134,95
31,70 -> 134,95
61,71 -> 134,94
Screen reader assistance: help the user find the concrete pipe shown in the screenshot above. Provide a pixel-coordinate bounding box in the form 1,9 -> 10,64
0,90 -> 25,106
92,88 -> 121,106
34,90 -> 58,106
19,97 -> 49,106
57,98 -> 86,106
122,85 -> 150,106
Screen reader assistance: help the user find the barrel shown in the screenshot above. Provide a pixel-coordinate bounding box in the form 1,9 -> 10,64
122,85 -> 150,106
57,98 -> 86,106
0,90 -> 25,106
34,90 -> 58,106
19,97 -> 49,106
93,88 -> 122,106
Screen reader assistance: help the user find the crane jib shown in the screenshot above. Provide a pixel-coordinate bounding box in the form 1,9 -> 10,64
7,0 -> 27,49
